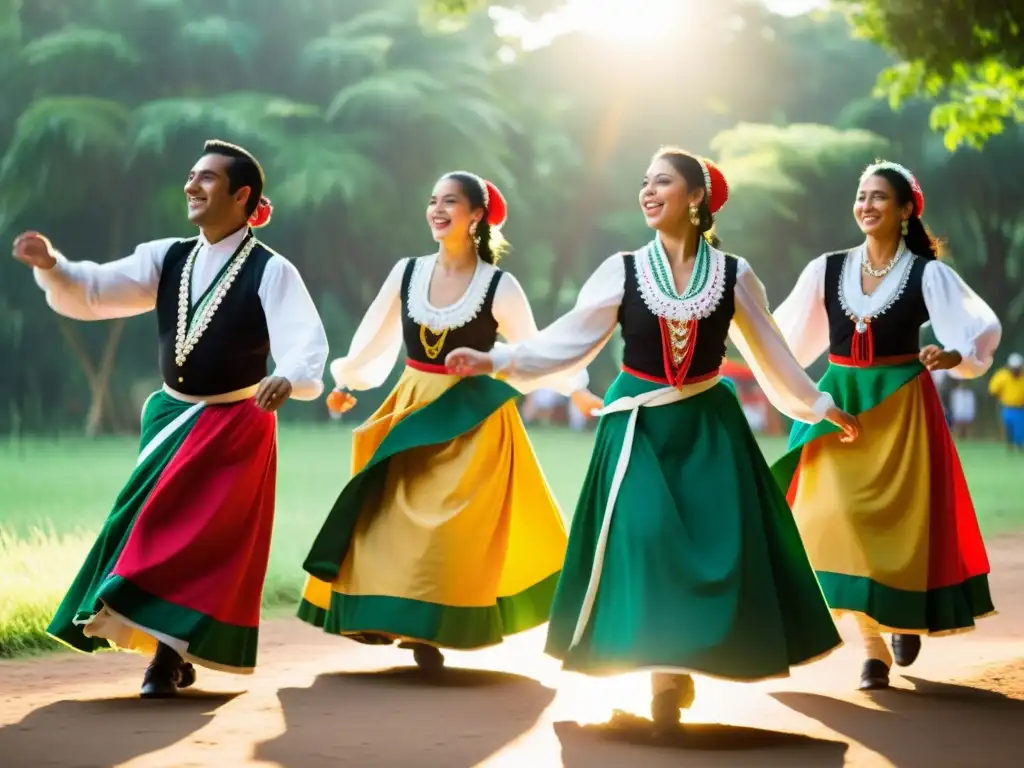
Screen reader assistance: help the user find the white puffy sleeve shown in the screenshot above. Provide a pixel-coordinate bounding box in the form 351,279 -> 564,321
772,254 -> 830,368
923,260 -> 1001,379
490,272 -> 590,395
729,258 -> 834,423
491,254 -> 624,383
258,256 -> 330,401
328,258 -> 406,391
32,238 -> 179,320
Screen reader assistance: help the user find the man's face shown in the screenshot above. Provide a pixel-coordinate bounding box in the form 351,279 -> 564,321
183,153 -> 247,227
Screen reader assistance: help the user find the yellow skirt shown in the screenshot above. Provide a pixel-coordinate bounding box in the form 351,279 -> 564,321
298,366 -> 568,648
775,361 -> 993,635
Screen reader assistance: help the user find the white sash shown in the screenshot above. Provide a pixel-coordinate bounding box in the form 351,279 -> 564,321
568,374 -> 722,649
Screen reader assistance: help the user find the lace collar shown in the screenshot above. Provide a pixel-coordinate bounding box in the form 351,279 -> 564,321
633,238 -> 727,322
838,245 -> 917,326
406,254 -> 499,330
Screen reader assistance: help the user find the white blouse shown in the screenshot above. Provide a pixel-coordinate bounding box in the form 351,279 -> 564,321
33,225 -> 329,400
490,249 -> 834,424
329,255 -> 590,396
774,247 -> 1002,378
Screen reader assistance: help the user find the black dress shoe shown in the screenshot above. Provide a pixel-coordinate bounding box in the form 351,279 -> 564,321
859,658 -> 890,690
141,662 -> 182,698
178,662 -> 197,689
140,643 -> 186,698
891,634 -> 921,667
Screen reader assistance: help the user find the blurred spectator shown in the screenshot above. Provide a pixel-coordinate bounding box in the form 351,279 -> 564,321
989,352 -> 1024,451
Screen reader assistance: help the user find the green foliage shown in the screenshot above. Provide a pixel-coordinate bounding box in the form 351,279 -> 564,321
836,0 -> 1024,148
1,0 -> 1022,434
711,122 -> 889,299
426,0 -> 562,18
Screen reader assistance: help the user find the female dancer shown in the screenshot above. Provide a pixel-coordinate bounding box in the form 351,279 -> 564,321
298,171 -> 599,670
770,161 -> 1002,690
446,148 -> 859,728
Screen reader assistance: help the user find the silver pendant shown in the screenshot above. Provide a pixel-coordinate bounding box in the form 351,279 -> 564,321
855,319 -> 867,334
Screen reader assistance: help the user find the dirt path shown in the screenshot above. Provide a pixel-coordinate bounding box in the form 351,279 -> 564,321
3,536 -> 1023,768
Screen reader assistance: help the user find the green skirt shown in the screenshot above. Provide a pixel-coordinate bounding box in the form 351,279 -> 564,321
544,372 -> 841,680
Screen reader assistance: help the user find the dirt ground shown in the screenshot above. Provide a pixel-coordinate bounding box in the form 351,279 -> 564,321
2,535 -> 1023,768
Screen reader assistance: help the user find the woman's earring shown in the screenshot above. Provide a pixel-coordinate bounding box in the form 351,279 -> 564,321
901,219 -> 909,236
689,203 -> 701,226
469,220 -> 480,253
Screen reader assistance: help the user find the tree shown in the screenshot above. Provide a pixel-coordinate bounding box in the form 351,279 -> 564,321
0,2 -> 328,435
0,0 -> 528,433
834,0 -> 1024,149
709,122 -> 890,302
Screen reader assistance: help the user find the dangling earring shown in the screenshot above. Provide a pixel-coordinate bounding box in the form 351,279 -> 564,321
688,203 -> 700,226
901,219 -> 909,236
469,220 -> 480,254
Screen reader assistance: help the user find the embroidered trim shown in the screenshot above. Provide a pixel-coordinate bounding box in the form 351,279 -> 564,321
175,237 -> 258,368
634,242 -> 726,322
838,246 -> 916,328
405,254 -> 497,331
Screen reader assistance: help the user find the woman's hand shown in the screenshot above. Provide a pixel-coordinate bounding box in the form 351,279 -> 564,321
570,388 -> 604,418
326,388 -> 357,414
919,344 -> 961,371
445,348 -> 494,377
825,406 -> 860,443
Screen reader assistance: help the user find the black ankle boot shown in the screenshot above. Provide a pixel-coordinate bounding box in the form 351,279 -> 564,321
399,642 -> 445,673
859,658 -> 890,690
891,634 -> 921,667
140,643 -> 185,699
650,674 -> 695,730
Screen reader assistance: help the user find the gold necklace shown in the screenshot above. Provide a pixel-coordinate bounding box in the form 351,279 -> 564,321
175,237 -> 257,367
419,325 -> 449,359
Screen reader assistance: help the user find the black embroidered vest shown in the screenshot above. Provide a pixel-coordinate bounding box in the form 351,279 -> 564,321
618,252 -> 738,382
156,235 -> 273,396
400,257 -> 504,365
823,251 -> 929,359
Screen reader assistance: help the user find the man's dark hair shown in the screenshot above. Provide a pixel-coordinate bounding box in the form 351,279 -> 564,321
202,139 -> 265,216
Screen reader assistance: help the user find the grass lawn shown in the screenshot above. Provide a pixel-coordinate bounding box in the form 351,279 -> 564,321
1,424 -> 1021,657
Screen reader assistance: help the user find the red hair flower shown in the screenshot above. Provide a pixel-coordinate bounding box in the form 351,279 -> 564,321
701,159 -> 729,215
249,195 -> 273,229
484,180 -> 507,228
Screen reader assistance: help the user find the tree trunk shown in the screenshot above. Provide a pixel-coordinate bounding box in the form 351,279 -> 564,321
56,204 -> 128,436
84,319 -> 126,436
55,319 -> 127,436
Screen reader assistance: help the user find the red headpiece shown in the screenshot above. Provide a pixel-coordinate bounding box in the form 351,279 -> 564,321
446,171 -> 508,228
483,179 -> 507,228
861,161 -> 925,216
696,157 -> 729,216
248,195 -> 273,229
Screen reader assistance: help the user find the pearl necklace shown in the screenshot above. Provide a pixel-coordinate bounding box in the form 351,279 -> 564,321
175,236 -> 257,368
861,242 -> 905,278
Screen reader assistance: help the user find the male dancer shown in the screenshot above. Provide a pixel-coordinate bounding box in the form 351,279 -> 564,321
12,140 -> 329,697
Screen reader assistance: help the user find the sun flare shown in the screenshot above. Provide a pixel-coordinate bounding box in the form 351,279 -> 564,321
566,0 -> 685,42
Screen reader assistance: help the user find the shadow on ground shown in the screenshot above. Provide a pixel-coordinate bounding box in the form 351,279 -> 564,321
0,691 -> 239,768
776,671 -> 1024,767
554,710 -> 848,767
253,666 -> 556,767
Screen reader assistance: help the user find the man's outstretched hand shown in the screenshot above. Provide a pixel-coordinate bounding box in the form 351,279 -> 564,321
12,231 -> 57,270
